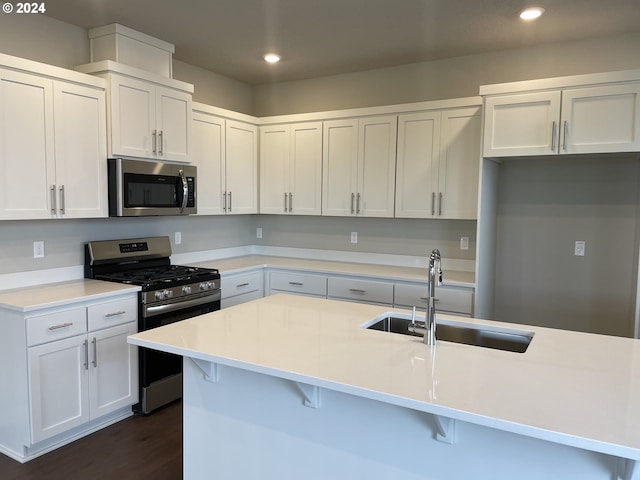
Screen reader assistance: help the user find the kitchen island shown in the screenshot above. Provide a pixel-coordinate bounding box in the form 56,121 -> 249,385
128,294 -> 640,480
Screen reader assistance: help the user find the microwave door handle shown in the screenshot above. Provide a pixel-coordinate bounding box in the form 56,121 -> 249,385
178,169 -> 188,213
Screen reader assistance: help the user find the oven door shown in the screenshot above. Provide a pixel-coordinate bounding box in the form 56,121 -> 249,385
108,158 -> 196,216
136,293 -> 220,414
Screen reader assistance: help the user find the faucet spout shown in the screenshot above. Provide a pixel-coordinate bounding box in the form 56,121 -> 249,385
423,249 -> 442,345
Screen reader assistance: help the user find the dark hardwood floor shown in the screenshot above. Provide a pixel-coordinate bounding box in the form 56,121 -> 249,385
0,400 -> 182,480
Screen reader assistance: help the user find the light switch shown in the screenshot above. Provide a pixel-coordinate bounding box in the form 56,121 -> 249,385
574,241 -> 585,257
351,232 -> 358,244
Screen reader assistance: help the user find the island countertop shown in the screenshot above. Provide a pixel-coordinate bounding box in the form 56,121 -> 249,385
128,293 -> 640,462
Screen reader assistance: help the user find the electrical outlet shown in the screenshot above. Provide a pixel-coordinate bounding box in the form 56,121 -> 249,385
351,232 -> 358,244
256,227 -> 263,239
33,241 -> 45,258
460,236 -> 469,250
574,240 -> 585,257
175,232 -> 182,245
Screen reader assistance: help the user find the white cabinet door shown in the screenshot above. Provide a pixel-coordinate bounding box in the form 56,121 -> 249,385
192,111 -> 226,215
322,116 -> 396,217
156,86 -> 191,162
259,125 -> 290,214
358,116 -> 397,217
438,107 -> 481,219
395,111 -> 441,218
109,75 -> 156,159
225,120 -> 258,214
0,70 -> 55,220
89,322 -> 138,419
290,122 -> 323,215
28,335 -> 89,444
560,84 -> 640,154
53,82 -> 108,219
322,119 -> 358,216
483,91 -> 561,157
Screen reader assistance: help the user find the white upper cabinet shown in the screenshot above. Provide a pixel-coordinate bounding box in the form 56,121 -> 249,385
482,76 -> 640,157
483,91 -> 561,157
396,107 -> 481,219
560,84 -> 640,154
191,110 -> 226,215
53,82 -> 108,219
260,122 -> 322,215
191,105 -> 258,215
108,74 -> 191,162
322,116 -> 397,217
0,62 -> 107,220
225,120 -> 258,214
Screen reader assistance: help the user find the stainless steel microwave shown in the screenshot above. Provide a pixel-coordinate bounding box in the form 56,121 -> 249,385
108,158 -> 197,216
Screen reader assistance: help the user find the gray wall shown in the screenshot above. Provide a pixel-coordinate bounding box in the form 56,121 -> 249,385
253,33 -> 640,116
492,157 -> 640,337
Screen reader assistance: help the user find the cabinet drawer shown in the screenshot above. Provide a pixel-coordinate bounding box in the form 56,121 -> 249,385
88,296 -> 138,332
270,271 -> 327,297
394,283 -> 473,315
327,277 -> 393,305
27,308 -> 87,346
222,271 -> 263,300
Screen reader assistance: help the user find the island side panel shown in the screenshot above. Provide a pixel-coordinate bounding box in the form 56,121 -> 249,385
182,359 -> 615,480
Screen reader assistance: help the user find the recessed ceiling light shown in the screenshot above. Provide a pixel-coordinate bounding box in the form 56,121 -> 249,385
263,53 -> 281,63
519,6 -> 545,20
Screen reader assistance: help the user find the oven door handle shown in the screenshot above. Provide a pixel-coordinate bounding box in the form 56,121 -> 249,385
178,169 -> 188,214
144,292 -> 221,318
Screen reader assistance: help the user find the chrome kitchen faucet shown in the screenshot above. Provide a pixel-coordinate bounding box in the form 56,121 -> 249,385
423,249 -> 442,345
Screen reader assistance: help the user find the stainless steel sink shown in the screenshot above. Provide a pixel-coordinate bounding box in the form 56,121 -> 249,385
365,314 -> 533,353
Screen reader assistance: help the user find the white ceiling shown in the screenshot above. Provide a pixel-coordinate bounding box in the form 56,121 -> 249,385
43,0 -> 640,85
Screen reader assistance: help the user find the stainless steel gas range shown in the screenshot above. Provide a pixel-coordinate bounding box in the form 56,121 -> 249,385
84,236 -> 220,414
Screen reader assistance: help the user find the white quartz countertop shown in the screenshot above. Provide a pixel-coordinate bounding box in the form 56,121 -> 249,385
128,294 -> 640,461
192,255 -> 475,287
0,279 -> 140,312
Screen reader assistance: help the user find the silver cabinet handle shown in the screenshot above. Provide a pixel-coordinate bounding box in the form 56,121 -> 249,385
284,192 -> 288,212
351,193 -> 355,214
105,311 -> 126,318
563,120 -> 568,151
288,282 -> 304,286
228,191 -> 232,212
419,297 -> 440,302
48,322 -> 73,330
223,192 -> 227,212
349,288 -> 366,294
289,192 -> 293,212
438,192 -> 443,216
83,339 -> 89,370
59,185 -> 65,215
91,337 -> 97,367
152,130 -> 157,155
50,185 -> 57,215
551,121 -> 557,151
356,193 -> 361,214
236,283 -> 250,288
431,192 -> 436,216
158,130 -> 164,156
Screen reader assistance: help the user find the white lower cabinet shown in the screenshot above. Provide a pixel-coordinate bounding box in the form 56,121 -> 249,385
7,293 -> 139,452
268,271 -> 327,298
327,276 -> 394,306
394,282 -> 474,316
221,270 -> 264,308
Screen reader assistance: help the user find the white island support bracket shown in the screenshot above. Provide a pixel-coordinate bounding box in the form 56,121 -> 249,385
619,458 -> 640,480
294,381 -> 321,408
191,358 -> 220,383
433,414 -> 457,444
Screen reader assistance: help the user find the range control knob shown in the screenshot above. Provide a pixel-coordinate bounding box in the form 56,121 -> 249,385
200,281 -> 215,291
164,289 -> 173,299
154,290 -> 165,301
182,286 -> 192,295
